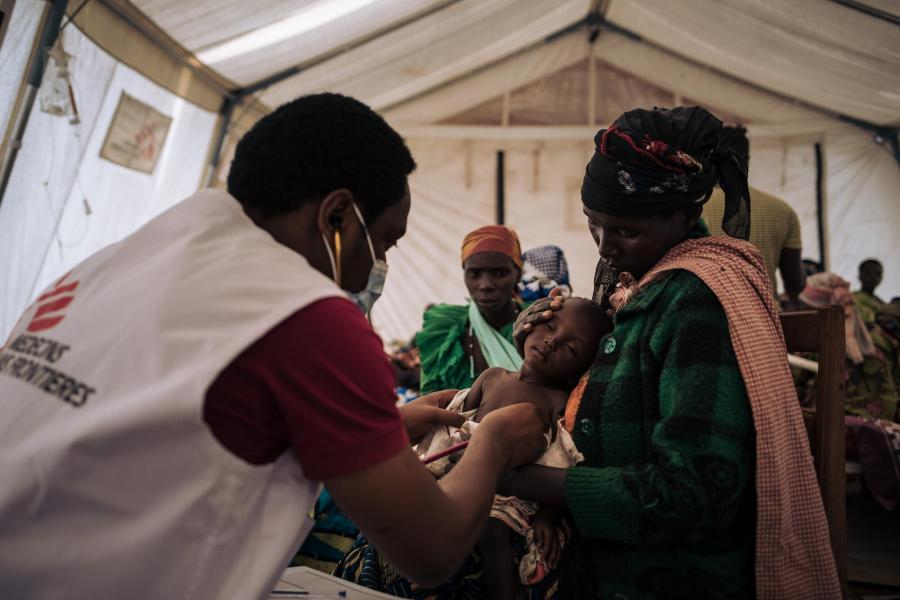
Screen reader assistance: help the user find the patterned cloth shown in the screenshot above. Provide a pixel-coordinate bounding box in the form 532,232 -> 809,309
416,390 -> 583,586
334,531 -> 561,600
520,246 -> 571,301
595,233 -> 839,598
581,106 -> 750,239
801,273 -> 876,364
851,291 -> 899,421
460,225 -> 523,268
703,185 -> 802,294
292,490 -> 359,574
846,416 -> 900,511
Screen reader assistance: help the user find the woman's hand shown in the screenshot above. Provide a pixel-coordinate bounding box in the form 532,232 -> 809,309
512,288 -> 566,354
474,402 -> 546,468
400,389 -> 464,443
532,509 -> 562,569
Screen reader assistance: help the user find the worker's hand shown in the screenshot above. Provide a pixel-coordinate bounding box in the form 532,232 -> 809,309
474,402 -> 546,468
400,390 -> 464,442
513,289 -> 566,355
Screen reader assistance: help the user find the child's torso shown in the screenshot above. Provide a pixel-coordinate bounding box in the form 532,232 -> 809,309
475,370 -> 567,426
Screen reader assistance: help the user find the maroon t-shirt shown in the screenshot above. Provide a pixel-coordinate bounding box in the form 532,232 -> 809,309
204,297 -> 408,481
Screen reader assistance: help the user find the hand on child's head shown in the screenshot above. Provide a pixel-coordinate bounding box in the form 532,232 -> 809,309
521,298 -> 610,384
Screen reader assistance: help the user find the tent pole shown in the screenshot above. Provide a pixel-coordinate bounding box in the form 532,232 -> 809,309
495,150 -> 505,225
814,142 -> 829,271
0,0 -> 67,208
205,97 -> 237,187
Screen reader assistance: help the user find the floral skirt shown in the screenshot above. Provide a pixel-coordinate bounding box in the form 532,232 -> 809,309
333,531 -> 566,600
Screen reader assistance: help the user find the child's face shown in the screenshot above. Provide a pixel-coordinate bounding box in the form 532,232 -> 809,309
521,300 -> 611,384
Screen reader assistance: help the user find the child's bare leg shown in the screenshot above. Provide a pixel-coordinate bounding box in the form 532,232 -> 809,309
478,517 -> 517,600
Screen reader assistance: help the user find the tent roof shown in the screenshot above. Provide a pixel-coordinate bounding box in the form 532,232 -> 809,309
126,0 -> 900,126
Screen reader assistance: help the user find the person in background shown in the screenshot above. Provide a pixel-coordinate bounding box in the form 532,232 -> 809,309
703,125 -> 806,305
416,225 -> 527,395
854,259 -> 887,322
519,245 -> 572,301
852,259 -> 899,421
800,272 -> 896,421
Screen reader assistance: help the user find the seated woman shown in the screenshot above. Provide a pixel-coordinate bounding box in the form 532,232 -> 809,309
417,225 -> 527,395
852,259 -> 899,421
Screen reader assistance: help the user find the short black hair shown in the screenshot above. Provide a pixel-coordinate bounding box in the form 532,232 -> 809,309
227,93 -> 416,222
859,258 -> 883,271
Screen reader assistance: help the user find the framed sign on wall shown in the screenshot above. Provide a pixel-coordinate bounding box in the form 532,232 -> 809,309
99,92 -> 172,174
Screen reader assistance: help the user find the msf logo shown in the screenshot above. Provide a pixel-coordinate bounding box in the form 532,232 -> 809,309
27,272 -> 80,333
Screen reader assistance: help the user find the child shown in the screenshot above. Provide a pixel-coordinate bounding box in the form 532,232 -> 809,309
415,298 -> 611,599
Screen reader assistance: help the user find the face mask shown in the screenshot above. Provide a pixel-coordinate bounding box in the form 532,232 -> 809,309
321,205 -> 388,315
349,203 -> 388,315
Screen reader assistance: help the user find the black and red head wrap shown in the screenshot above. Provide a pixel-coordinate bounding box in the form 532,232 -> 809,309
581,106 -> 751,239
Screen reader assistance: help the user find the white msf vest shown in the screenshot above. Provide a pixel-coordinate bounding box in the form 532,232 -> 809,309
0,189 -> 345,599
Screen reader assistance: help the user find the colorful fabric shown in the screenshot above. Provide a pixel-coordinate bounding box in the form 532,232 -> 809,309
847,416 -> 900,511
565,228 -> 840,598
853,290 -> 885,324
581,106 -> 750,239
416,389 -> 581,586
292,490 -> 359,573
801,273 -> 876,365
337,388 -> 582,596
460,225 -> 523,268
204,297 -> 408,479
851,291 -> 899,421
703,185 -> 802,293
467,301 -> 522,373
522,245 -> 570,285
520,245 -> 571,301
416,303 -> 518,395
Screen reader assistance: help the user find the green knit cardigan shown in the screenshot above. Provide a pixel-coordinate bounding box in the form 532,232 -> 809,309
565,268 -> 757,599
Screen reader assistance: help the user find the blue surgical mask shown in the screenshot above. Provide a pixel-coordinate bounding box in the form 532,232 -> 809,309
350,204 -> 388,315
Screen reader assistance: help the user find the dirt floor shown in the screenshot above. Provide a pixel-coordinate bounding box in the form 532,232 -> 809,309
846,477 -> 900,599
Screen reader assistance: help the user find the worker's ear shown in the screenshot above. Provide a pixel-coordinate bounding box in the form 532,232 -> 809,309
316,189 -> 355,236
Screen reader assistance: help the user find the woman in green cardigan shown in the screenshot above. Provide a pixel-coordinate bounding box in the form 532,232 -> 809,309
506,107 -> 839,598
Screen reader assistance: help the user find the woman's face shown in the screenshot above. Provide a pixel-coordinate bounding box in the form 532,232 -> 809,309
583,207 -> 697,280
463,252 -> 520,315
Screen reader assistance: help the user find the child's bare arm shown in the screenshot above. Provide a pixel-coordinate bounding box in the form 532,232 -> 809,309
462,367 -> 503,412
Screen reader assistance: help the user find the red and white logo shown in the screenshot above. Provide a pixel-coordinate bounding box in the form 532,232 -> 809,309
27,272 -> 80,333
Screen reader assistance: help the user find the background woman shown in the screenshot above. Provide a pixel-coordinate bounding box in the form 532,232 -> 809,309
417,225 -> 526,395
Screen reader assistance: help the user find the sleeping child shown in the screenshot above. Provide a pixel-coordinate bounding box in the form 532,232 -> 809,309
415,298 -> 611,599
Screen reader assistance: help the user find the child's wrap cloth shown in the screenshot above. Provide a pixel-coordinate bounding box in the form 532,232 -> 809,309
414,388 -> 583,584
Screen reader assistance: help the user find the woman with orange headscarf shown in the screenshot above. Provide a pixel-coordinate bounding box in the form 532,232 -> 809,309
416,225 -> 527,395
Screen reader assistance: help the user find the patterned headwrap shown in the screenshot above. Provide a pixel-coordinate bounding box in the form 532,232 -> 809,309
520,245 -> 571,301
581,106 -> 751,239
460,225 -> 523,269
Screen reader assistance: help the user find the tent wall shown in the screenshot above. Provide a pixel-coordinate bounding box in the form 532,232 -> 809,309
0,0 -> 44,155
370,30 -> 900,343
0,22 -> 216,339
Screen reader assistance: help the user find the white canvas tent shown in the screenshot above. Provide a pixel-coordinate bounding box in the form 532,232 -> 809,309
1,0 -> 898,343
